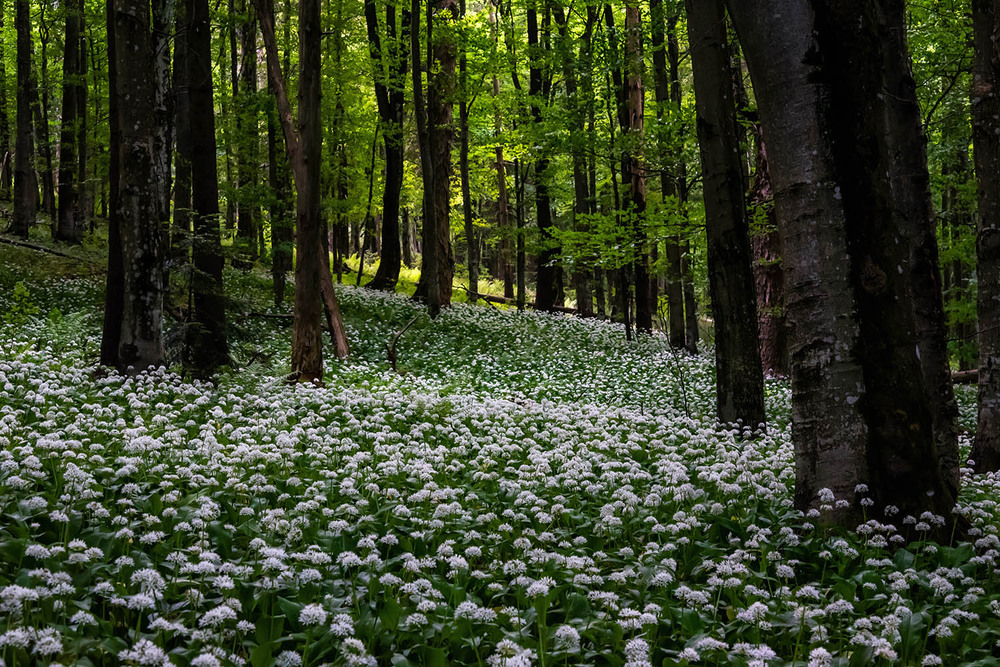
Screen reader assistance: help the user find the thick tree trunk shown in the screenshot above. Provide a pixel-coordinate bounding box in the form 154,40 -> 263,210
879,0 -> 960,491
687,0 -> 765,428
813,0 -> 957,524
186,0 -> 230,374
114,0 -> 164,372
411,0 -> 440,315
268,78 -> 293,305
55,0 -> 82,243
152,0 -> 174,259
625,0 -> 650,334
971,0 -> 1000,473
10,0 -> 37,239
77,20 -> 89,228
727,0 -> 868,520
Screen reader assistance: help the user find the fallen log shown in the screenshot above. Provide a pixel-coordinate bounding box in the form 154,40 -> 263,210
0,235 -> 98,264
952,369 -> 978,385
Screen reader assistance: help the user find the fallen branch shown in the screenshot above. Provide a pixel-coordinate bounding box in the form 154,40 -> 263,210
953,369 -> 978,385
454,284 -> 503,312
0,235 -> 98,264
387,315 -> 421,372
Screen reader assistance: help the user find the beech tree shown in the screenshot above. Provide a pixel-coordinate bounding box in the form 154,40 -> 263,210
686,0 -> 765,428
55,0 -> 83,243
10,0 -> 36,240
728,0 -> 958,528
971,0 -> 1000,473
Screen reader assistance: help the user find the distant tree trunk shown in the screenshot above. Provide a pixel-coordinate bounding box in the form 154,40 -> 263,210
152,0 -> 174,259
529,0 -> 558,312
268,78 -> 293,305
0,0 -> 10,202
554,5 -> 594,317
259,0 -> 350,379
749,132 -> 787,377
652,1 -> 686,348
76,18 -> 90,228
236,0 -> 259,264
515,158 -> 526,311
492,1 -> 513,299
185,0 -> 230,374
401,207 -> 413,267
687,0 -> 764,427
34,3 -> 56,219
10,0 -> 37,239
100,0 -> 124,366
625,0 -> 650,333
114,0 -> 165,371
366,0 -> 408,291
971,0 -> 1000,473
55,0 -> 82,243
459,0 -> 478,300
879,0 -> 960,491
172,0 -> 191,270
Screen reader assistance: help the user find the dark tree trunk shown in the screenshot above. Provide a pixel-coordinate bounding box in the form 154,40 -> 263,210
813,0 -> 957,524
401,207 -> 413,268
114,0 -> 165,372
34,4 -> 56,219
515,158 -> 526,311
259,0 -> 350,379
459,0 -> 478,300
0,0 -> 10,202
623,0 -> 650,334
749,132 -> 787,377
186,0 -> 230,374
652,2 -> 687,348
366,0 -> 408,291
10,0 -> 36,239
411,0 -> 440,315
493,2 -> 513,299
101,0 -> 123,366
971,0 -> 1000,473
77,17 -> 89,229
687,0 -> 765,427
56,0 -> 82,243
172,0 -> 191,271
879,0 -> 960,492
236,0 -> 259,265
152,0 -> 174,262
529,0 -> 558,312
268,78 -> 293,305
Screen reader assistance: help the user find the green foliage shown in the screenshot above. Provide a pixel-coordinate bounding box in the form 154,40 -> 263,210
2,281 -> 40,326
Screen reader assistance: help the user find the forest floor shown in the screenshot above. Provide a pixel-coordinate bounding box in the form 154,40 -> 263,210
1,233 -> 999,666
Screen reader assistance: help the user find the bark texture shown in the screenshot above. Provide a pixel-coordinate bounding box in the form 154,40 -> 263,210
114,0 -> 164,371
687,0 -> 765,428
10,0 -> 36,239
56,0 -> 83,243
972,0 -> 1000,473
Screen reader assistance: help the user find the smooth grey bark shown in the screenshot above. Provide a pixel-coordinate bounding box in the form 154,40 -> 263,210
687,0 -> 765,428
114,0 -> 164,371
971,0 -> 1000,473
726,0 -> 869,519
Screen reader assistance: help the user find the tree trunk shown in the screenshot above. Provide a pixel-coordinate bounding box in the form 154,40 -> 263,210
77,17 -> 90,229
749,131 -> 787,377
625,0 -> 650,334
55,0 -> 82,243
34,3 -> 56,219
173,0 -> 191,272
101,0 -> 124,367
366,0 -> 407,291
0,0 -> 10,202
268,77 -> 293,305
529,0 -> 558,312
687,0 -> 765,427
236,0 -> 259,265
515,158 -> 526,311
114,0 -> 165,372
411,0 -> 440,315
186,0 -> 230,374
152,0 -> 174,263
879,0 -> 960,491
259,0 -> 350,378
971,0 -> 1000,473
10,0 -> 36,239
459,0 -> 478,301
